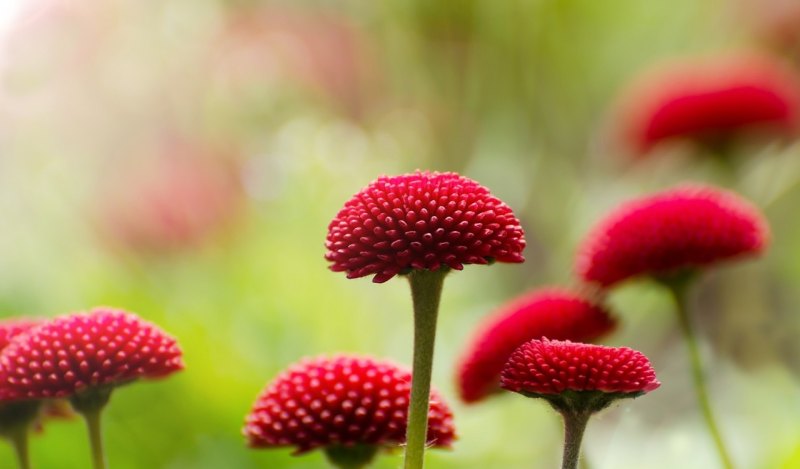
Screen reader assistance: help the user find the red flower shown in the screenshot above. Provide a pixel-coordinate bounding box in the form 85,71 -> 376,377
243,355 -> 456,453
325,171 -> 526,283
0,319 -> 41,351
0,308 -> 184,400
615,53 -> 800,155
501,339 -> 660,396
576,185 -> 768,287
456,288 -> 616,403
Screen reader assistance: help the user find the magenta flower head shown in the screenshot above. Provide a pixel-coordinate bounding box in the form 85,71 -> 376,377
502,339 -> 659,469
456,288 -> 616,404
0,319 -> 41,351
0,308 -> 183,469
244,355 -> 455,468
614,53 -> 800,156
325,171 -> 526,283
576,185 -> 769,288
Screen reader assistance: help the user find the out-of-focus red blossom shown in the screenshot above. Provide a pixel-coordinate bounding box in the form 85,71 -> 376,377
325,171 -> 526,283
0,308 -> 183,401
614,53 -> 800,155
97,138 -> 243,254
576,185 -> 769,288
0,318 -> 42,351
456,288 -> 616,404
501,339 -> 660,396
244,355 -> 456,453
213,6 -> 380,117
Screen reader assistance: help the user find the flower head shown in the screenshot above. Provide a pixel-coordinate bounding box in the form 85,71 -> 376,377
501,339 -> 660,399
0,308 -> 184,401
243,355 -> 456,454
615,53 -> 800,155
325,171 -> 526,283
456,288 -> 616,403
0,319 -> 41,351
576,185 -> 769,288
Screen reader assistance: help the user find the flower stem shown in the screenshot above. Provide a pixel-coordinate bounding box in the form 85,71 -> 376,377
667,282 -> 734,469
403,269 -> 447,469
83,408 -> 106,469
8,426 -> 30,469
560,410 -> 591,469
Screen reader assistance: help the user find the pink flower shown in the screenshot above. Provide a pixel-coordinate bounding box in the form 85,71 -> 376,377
0,308 -> 183,400
325,171 -> 526,283
456,288 -> 616,403
501,339 -> 660,396
0,319 -> 42,351
614,53 -> 800,155
244,355 -> 456,454
576,185 -> 768,287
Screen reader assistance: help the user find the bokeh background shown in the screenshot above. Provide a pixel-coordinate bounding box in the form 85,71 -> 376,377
1,0 -> 800,468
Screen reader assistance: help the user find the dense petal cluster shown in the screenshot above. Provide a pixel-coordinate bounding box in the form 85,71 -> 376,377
325,171 -> 526,283
456,288 -> 616,403
616,53 -> 800,155
0,308 -> 184,400
0,319 -> 42,351
576,185 -> 768,287
501,339 -> 660,396
244,355 -> 456,453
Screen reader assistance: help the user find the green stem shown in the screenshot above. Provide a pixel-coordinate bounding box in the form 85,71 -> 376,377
8,426 -> 30,469
667,283 -> 735,469
560,411 -> 591,469
83,408 -> 106,469
403,269 -> 447,469
324,444 -> 378,469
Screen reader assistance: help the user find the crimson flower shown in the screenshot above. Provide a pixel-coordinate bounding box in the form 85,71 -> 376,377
576,185 -> 768,288
325,171 -> 526,283
456,288 -> 616,404
0,319 -> 41,351
0,308 -> 184,401
244,355 -> 455,458
615,53 -> 800,155
502,339 -> 660,396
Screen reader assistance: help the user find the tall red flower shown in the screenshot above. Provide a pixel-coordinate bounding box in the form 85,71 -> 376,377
576,185 -> 768,288
0,308 -> 184,401
501,339 -> 660,397
615,53 -> 800,155
456,288 -> 616,403
325,171 -> 526,283
244,355 -> 455,455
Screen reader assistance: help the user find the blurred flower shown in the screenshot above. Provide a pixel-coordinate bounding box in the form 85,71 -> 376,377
501,338 -> 660,401
733,0 -> 800,53
613,53 -> 800,156
456,288 -> 616,404
0,318 -> 41,350
0,308 -> 183,401
96,137 -> 243,255
213,6 -> 380,118
576,185 -> 769,288
325,171 -> 526,283
244,355 -> 455,466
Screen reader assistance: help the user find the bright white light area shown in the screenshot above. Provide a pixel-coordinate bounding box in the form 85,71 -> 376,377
0,0 -> 32,40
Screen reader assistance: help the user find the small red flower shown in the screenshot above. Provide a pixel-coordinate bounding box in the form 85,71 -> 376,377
501,339 -> 660,396
576,185 -> 769,287
243,355 -> 456,453
325,171 -> 526,283
456,288 -> 616,403
615,53 -> 800,155
0,308 -> 184,400
0,318 -> 41,351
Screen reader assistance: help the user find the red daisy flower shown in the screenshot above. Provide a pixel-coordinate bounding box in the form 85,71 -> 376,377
615,53 -> 800,155
0,308 -> 184,401
501,339 -> 660,397
456,288 -> 616,404
576,185 -> 768,288
325,171 -> 526,283
0,319 -> 42,351
243,355 -> 456,454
